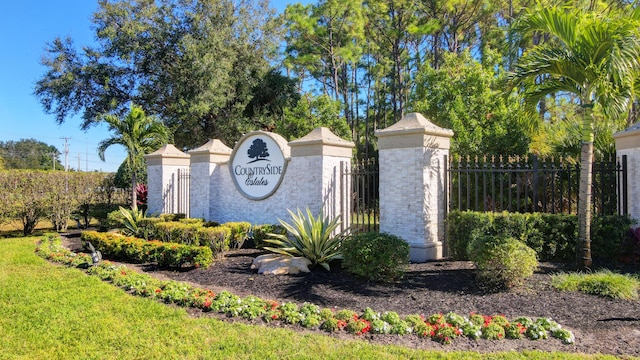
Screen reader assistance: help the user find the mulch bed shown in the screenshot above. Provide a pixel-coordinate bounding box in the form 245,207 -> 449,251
63,233 -> 640,356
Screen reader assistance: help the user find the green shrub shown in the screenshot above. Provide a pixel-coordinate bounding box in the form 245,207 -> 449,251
446,211 -> 491,260
468,235 -> 538,288
197,226 -> 231,256
223,222 -> 251,249
178,218 -> 204,225
159,213 -> 186,222
81,231 -> 213,268
446,210 -> 630,262
144,220 -> 230,257
342,232 -> 409,282
252,224 -> 287,248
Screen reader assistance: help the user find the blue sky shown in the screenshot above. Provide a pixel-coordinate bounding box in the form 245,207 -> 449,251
0,0 -> 299,172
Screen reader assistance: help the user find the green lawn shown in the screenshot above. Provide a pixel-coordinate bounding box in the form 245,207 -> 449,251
0,236 -> 627,360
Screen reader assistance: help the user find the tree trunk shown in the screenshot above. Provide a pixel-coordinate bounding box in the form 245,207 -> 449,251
577,104 -> 594,269
131,171 -> 138,211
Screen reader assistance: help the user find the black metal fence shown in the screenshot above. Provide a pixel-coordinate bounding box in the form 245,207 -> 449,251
177,168 -> 190,217
342,158 -> 379,233
448,154 -> 628,216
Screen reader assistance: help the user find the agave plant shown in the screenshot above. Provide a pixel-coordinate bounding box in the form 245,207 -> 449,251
264,208 -> 348,271
116,206 -> 146,238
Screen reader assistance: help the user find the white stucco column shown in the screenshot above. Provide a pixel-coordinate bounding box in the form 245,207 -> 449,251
376,113 -> 454,262
613,123 -> 640,222
188,139 -> 232,220
144,144 -> 190,216
288,127 -> 355,227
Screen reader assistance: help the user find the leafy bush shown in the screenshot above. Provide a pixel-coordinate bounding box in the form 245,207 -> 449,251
224,222 -> 252,249
468,235 -> 538,288
81,231 -> 213,268
342,232 -> 409,282
447,211 -> 631,262
264,208 -> 347,271
252,224 -> 287,248
144,220 -> 230,257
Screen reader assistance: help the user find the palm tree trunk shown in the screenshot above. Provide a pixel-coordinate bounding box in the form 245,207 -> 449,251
577,103 -> 594,269
131,171 -> 138,211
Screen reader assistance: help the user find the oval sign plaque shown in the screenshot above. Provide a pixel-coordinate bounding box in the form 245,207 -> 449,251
229,132 -> 288,200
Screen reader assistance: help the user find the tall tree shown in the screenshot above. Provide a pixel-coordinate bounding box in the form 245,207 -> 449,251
509,4 -> 640,268
35,0 -> 281,149
98,104 -> 171,210
0,139 -> 62,170
412,50 -> 533,157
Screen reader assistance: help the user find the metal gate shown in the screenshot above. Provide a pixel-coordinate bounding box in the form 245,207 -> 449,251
177,168 -> 190,217
341,158 -> 379,233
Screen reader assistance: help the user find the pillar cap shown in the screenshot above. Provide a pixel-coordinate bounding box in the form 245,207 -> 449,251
145,144 -> 190,166
188,139 -> 233,164
376,113 -> 453,150
288,127 -> 354,157
376,113 -> 454,138
613,123 -> 640,150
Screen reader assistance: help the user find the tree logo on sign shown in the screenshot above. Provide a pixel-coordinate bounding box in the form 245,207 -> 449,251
247,138 -> 270,163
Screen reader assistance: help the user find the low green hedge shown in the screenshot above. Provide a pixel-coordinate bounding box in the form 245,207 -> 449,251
251,224 -> 287,248
446,211 -> 632,262
81,231 -> 213,269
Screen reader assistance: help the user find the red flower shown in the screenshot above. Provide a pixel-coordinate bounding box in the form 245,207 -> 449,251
155,288 -> 162,293
203,299 -> 212,308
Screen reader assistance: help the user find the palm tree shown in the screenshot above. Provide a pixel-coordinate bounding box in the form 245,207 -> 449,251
98,104 -> 171,210
509,4 -> 640,269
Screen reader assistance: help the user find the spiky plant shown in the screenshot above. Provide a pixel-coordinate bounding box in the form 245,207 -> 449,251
264,208 -> 348,271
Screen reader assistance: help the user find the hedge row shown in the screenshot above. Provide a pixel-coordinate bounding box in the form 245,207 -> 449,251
446,211 -> 633,262
81,231 -> 213,269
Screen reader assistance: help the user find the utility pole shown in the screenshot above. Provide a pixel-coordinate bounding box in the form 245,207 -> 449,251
60,137 -> 71,172
48,152 -> 56,170
77,153 -> 81,172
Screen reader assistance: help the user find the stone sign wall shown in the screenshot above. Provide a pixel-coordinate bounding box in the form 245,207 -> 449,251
146,115 -> 455,262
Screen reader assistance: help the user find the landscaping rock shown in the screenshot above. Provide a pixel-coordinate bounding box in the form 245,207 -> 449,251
251,254 -> 312,275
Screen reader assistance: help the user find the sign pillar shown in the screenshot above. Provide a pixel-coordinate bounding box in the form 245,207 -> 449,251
376,113 -> 454,262
144,144 -> 190,216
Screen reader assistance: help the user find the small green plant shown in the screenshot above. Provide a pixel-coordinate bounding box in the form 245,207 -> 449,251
361,307 -> 380,322
390,320 -> 412,335
278,302 -> 303,324
341,232 -> 409,282
380,311 -> 402,325
320,317 -> 346,332
468,235 -> 538,288
345,317 -> 371,335
369,319 -> 391,334
264,208 -> 348,271
552,270 -> 639,300
481,322 -> 505,340
432,323 -> 462,344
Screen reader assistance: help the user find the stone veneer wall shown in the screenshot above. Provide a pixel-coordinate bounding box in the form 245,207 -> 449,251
144,128 -> 354,226
614,123 -> 640,222
145,144 -> 190,216
376,113 -> 453,262
209,128 -> 353,225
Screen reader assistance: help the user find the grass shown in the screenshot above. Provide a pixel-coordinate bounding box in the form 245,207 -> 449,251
0,237 -> 630,360
551,270 -> 640,300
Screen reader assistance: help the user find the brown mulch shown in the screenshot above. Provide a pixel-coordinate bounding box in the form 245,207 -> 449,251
62,233 -> 640,356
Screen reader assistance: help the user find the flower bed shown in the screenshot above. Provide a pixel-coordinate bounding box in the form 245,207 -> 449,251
36,234 -> 575,346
